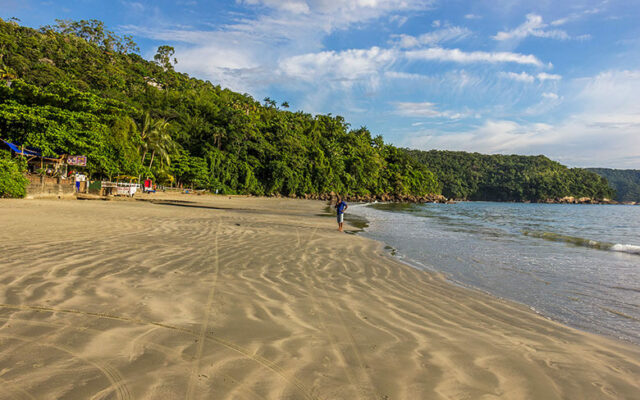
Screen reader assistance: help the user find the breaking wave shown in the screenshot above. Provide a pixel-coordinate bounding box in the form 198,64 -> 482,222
523,231 -> 640,256
611,244 -> 640,255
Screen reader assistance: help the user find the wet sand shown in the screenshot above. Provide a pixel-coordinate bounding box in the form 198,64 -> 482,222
0,195 -> 639,399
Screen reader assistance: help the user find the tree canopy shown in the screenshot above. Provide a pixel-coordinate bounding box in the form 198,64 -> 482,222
0,18 -> 438,196
0,18 -> 614,201
403,150 -> 614,202
588,168 -> 640,202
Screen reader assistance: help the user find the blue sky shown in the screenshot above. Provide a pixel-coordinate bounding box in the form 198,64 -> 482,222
3,0 -> 640,168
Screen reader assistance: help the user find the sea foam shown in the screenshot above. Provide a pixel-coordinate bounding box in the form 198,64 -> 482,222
611,244 -> 640,255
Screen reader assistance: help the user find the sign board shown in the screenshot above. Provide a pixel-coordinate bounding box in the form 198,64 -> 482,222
68,155 -> 87,166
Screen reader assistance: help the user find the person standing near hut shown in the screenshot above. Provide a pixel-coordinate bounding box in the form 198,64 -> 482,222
74,172 -> 86,193
74,171 -> 81,192
335,196 -> 348,232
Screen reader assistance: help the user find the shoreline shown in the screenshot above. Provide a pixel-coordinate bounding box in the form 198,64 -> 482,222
1,195 -> 639,399
349,201 -> 640,345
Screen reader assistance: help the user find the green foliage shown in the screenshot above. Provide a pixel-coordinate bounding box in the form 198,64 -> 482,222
588,168 -> 640,202
3,18 -> 610,202
0,149 -> 28,198
404,150 -> 614,201
0,79 -> 140,176
154,45 -> 177,71
0,18 -> 438,197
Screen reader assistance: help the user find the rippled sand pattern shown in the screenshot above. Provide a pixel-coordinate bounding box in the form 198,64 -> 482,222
0,197 -> 639,399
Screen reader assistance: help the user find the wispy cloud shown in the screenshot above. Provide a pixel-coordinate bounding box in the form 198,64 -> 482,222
494,14 -> 570,41
500,71 -> 562,83
405,70 -> 640,168
384,71 -> 431,80
406,47 -> 547,67
278,47 -> 397,87
123,0 -> 435,93
537,72 -> 562,81
500,71 -> 535,83
392,26 -> 471,48
393,101 -> 470,119
237,0 -> 434,22
120,1 -> 145,12
551,5 -> 604,26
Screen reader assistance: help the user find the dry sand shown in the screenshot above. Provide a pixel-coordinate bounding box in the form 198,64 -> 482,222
0,195 -> 638,400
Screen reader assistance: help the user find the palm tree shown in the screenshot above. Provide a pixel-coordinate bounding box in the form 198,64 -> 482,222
138,112 -> 172,164
146,120 -> 175,170
138,112 -> 153,163
0,64 -> 16,82
137,113 -> 176,183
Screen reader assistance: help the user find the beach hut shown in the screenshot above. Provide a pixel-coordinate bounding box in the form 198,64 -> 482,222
114,175 -> 139,197
1,139 -> 63,172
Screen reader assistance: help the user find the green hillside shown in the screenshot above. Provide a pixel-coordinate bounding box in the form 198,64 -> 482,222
0,18 -> 438,197
403,150 -> 614,202
0,18 -> 614,202
588,168 -> 640,202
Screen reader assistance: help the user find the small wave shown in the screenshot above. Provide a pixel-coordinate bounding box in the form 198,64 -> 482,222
523,231 -> 640,256
611,244 -> 640,255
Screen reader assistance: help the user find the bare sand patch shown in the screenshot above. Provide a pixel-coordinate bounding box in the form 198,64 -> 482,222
0,195 -> 638,399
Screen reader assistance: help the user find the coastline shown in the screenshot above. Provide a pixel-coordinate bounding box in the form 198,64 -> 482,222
349,201 -> 640,346
1,195 -> 639,399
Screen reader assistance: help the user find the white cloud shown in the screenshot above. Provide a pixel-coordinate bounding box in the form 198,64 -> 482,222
406,47 -> 546,67
405,120 -> 555,154
121,1 -> 145,12
279,47 -> 397,87
551,6 -> 604,26
537,72 -> 562,81
404,70 -> 640,168
464,14 -> 481,20
493,14 -> 569,41
501,71 -> 535,83
238,0 -> 434,20
393,26 -> 471,48
124,0 -> 434,94
389,15 -> 409,27
384,71 -> 431,80
393,101 -> 469,119
500,71 -> 562,83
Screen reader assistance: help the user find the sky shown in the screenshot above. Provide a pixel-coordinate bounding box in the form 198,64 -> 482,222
3,0 -> 640,168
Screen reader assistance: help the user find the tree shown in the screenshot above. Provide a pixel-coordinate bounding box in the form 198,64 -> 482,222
137,112 -> 174,170
154,45 -> 177,71
263,97 -> 277,108
146,119 -> 175,170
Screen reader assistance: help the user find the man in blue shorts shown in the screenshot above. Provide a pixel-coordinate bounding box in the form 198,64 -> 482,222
335,196 -> 348,232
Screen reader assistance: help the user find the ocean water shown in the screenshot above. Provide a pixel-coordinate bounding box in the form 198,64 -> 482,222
350,202 -> 640,344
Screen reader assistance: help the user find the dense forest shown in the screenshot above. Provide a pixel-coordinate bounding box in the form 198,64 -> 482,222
588,168 -> 640,202
0,18 -> 615,202
403,150 -> 614,202
0,18 -> 438,197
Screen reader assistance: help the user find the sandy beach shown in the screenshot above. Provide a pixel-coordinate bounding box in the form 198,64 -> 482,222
0,195 -> 638,400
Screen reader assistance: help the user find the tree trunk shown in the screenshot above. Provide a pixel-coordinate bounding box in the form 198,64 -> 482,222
148,150 -> 156,169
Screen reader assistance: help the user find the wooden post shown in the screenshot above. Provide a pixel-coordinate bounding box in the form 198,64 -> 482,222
40,156 -> 45,193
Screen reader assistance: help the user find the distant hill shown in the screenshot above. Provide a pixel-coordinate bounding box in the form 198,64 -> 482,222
403,149 -> 614,202
587,169 -> 640,202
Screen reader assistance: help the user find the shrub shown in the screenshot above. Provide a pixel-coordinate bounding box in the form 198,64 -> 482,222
0,150 -> 29,198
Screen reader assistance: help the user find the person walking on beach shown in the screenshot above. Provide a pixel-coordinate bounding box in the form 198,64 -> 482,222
335,196 -> 348,232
